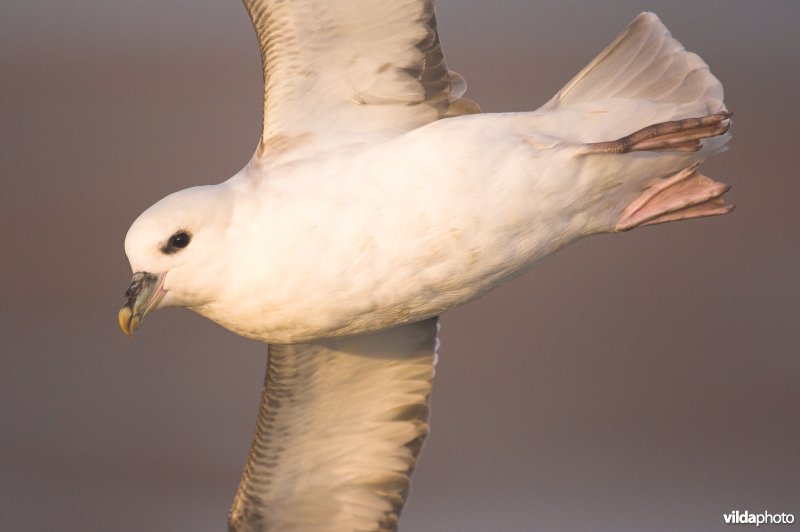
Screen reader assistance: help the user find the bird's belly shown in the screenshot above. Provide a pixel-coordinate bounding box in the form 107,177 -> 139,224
211,243 -> 531,344
210,184 -> 586,344
278,231 -> 571,343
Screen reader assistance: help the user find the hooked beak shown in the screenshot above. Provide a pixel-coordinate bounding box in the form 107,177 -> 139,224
118,272 -> 166,336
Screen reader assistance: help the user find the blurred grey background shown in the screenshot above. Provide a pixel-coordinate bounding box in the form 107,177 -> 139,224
2,1 -> 798,530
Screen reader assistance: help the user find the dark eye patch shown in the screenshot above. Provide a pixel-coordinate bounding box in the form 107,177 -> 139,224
162,231 -> 191,254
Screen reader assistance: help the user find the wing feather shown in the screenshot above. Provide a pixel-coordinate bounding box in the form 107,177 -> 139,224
241,0 -> 479,163
229,318 -> 439,532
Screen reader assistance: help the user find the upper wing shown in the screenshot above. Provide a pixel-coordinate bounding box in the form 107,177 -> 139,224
229,318 -> 439,531
242,0 -> 479,163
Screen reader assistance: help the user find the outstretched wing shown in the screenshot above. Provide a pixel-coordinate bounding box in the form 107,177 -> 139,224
241,0 -> 479,162
229,318 -> 439,531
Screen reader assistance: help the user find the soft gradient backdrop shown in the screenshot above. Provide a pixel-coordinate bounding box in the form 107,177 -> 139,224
2,1 -> 798,530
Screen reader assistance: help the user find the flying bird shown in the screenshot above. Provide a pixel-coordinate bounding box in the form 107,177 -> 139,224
119,2 -> 732,530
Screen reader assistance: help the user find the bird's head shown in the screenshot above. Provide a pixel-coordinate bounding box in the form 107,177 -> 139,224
119,185 -> 235,335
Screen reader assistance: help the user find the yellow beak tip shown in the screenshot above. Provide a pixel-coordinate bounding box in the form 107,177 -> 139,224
118,306 -> 135,336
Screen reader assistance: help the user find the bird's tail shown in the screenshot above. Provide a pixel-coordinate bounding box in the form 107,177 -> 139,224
542,12 -> 734,231
545,12 -> 725,117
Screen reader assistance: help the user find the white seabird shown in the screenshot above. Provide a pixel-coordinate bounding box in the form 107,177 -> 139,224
118,2 -> 733,531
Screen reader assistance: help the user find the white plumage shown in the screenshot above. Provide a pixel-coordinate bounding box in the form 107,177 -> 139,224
119,4 -> 732,531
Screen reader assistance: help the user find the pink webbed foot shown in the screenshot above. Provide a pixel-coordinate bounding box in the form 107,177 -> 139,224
616,165 -> 733,231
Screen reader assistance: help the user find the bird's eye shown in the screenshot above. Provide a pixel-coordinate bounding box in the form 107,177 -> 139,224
163,231 -> 191,254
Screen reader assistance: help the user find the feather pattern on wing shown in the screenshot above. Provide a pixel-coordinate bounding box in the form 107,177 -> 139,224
228,318 -> 439,532
241,0 -> 479,162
